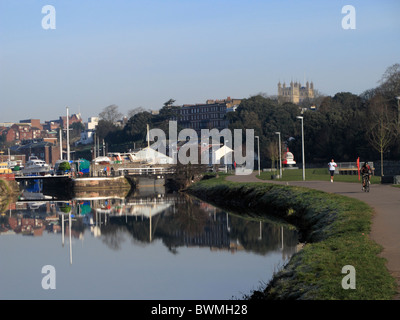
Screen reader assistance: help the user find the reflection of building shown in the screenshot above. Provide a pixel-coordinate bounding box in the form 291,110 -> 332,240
278,81 -> 314,104
2,188 -> 300,260
8,217 -> 45,236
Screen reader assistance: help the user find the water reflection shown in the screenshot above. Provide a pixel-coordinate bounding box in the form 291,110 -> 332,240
0,179 -> 300,299
2,182 -> 299,261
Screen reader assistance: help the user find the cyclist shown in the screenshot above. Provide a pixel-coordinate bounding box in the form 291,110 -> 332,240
361,162 -> 372,190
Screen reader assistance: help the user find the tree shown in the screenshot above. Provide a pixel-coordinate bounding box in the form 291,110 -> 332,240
96,119 -> 120,141
58,161 -> 71,173
123,111 -> 153,145
70,122 -> 85,139
163,99 -> 176,108
99,104 -> 123,123
127,107 -> 148,119
266,141 -> 279,174
366,95 -> 397,176
228,95 -> 303,167
378,63 -> 400,98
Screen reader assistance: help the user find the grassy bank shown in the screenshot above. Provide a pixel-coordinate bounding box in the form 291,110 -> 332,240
187,174 -> 397,300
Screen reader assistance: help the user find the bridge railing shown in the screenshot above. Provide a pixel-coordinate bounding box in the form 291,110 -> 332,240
118,167 -> 176,176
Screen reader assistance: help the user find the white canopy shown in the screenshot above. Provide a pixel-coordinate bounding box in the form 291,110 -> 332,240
135,147 -> 174,164
213,145 -> 233,162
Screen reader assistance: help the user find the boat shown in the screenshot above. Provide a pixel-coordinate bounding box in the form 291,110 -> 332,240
21,156 -> 51,176
92,156 -> 112,165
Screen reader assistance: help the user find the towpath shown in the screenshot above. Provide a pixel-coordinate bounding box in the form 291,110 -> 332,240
226,172 -> 400,300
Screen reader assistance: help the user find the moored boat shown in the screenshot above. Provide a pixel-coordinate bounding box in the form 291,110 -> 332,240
21,156 -> 50,176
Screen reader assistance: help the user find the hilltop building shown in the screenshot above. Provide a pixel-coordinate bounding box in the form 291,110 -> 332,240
278,81 -> 314,104
171,97 -> 241,136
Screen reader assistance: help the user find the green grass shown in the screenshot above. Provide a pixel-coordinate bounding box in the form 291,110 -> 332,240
187,174 -> 398,300
257,168 -> 381,184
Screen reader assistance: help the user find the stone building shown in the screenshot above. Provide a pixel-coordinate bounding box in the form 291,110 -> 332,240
278,81 -> 314,104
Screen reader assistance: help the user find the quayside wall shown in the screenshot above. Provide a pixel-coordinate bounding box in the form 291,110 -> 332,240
72,176 -> 132,191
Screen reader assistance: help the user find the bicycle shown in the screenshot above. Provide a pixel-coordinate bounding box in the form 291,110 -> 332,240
362,173 -> 370,192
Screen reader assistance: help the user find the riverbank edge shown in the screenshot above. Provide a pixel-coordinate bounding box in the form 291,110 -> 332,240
186,176 -> 397,300
0,178 -> 20,212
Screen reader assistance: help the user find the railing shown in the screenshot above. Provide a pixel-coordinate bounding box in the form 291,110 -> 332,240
118,167 -> 176,176
336,162 -> 374,175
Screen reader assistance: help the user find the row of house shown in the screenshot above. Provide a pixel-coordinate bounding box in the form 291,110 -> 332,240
0,114 -> 84,166
0,114 -> 83,144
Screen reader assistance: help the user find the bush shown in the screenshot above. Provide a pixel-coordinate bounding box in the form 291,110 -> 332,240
59,161 -> 71,172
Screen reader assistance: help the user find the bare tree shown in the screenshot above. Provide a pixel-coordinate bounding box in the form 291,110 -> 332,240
99,104 -> 123,123
267,141 -> 279,174
378,63 -> 400,97
366,97 -> 397,177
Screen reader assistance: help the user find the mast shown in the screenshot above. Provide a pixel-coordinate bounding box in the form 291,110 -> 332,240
147,124 -> 150,149
59,127 -> 63,160
66,106 -> 70,162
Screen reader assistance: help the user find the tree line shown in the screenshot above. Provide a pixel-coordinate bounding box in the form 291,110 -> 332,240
96,63 -> 400,168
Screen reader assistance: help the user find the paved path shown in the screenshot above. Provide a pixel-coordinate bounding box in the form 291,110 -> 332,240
227,172 -> 400,299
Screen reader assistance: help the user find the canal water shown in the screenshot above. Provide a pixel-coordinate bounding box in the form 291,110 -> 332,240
0,179 -> 299,300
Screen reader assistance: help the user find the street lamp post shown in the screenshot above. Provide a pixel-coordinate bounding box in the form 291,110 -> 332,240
225,140 -> 229,173
296,116 -> 305,181
255,136 -> 260,176
275,132 -> 282,178
396,96 -> 400,125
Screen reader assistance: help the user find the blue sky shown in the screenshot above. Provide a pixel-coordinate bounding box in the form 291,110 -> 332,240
0,0 -> 399,123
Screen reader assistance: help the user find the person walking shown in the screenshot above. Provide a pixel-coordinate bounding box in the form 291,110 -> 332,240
328,159 -> 337,182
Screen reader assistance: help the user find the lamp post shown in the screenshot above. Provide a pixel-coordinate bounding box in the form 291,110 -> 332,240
255,136 -> 260,176
225,140 -> 229,173
296,116 -> 305,181
275,132 -> 282,178
396,96 -> 400,125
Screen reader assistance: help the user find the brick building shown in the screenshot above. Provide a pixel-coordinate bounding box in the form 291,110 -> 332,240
11,139 -> 60,166
174,102 -> 229,135
0,124 -> 41,143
